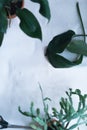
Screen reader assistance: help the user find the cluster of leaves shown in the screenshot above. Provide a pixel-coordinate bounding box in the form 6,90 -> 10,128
19,85 -> 52,130
52,89 -> 87,130
0,0 -> 51,46
45,2 -> 87,68
18,86 -> 87,130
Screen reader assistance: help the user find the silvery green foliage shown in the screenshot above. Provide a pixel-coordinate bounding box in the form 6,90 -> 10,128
19,87 -> 87,130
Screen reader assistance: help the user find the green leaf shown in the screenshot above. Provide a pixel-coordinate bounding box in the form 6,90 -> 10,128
46,52 -> 83,68
0,10 -> 8,33
68,123 -> 78,130
43,123 -> 48,130
36,108 -> 40,116
16,8 -> 42,40
30,124 -> 42,130
45,30 -> 84,68
30,0 -> 51,20
18,106 -> 35,118
0,0 -> 8,9
0,33 -> 4,46
34,117 -> 45,126
0,9 -> 8,46
0,3 -> 3,10
30,102 -> 34,113
67,40 -> 87,56
46,30 -> 75,54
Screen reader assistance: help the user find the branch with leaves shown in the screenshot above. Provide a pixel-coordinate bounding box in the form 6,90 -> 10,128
45,2 -> 87,68
19,86 -> 87,130
0,0 -> 51,46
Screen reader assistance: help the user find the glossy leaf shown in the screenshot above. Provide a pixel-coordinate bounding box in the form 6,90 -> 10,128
46,52 -> 83,68
30,0 -> 51,20
0,10 -> 8,33
45,30 -> 83,68
67,40 -> 87,56
0,9 -> 8,46
46,30 -> 75,54
0,33 -> 4,46
16,8 -> 42,40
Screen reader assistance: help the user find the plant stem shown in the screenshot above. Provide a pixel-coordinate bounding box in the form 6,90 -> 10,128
76,2 -> 86,42
39,84 -> 50,119
73,34 -> 87,38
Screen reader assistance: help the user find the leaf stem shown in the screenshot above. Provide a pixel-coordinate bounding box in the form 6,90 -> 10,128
39,84 -> 50,120
73,34 -> 87,38
76,2 -> 86,42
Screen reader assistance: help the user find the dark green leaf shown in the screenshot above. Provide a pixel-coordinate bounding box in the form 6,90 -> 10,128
18,106 -> 33,117
0,3 -> 3,10
30,0 -> 51,20
45,30 -> 84,68
46,30 -> 75,54
0,33 -> 4,46
0,0 -> 12,10
46,52 -> 83,68
75,89 -> 81,95
0,10 -> 8,33
16,8 -> 42,40
0,9 -> 7,46
18,106 -> 36,118
36,108 -> 40,116
67,40 -> 87,56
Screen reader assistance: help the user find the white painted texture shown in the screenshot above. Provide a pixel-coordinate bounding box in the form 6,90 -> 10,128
0,0 -> 87,130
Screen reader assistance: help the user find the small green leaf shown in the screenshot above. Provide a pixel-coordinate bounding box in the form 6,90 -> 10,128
75,89 -> 81,95
68,123 -> 78,130
67,40 -> 87,56
18,106 -> 35,117
16,8 -> 42,40
30,124 -> 42,130
36,108 -> 40,116
34,117 -> 45,126
30,0 -> 51,20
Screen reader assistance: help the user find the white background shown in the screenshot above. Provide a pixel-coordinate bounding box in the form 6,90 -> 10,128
0,0 -> 87,130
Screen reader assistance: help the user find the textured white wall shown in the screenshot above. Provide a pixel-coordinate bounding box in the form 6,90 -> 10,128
0,0 -> 87,129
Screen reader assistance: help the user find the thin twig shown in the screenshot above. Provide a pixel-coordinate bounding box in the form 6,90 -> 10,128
73,34 -> 87,38
76,2 -> 86,42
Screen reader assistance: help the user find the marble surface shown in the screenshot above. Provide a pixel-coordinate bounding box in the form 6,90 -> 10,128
0,0 -> 87,130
